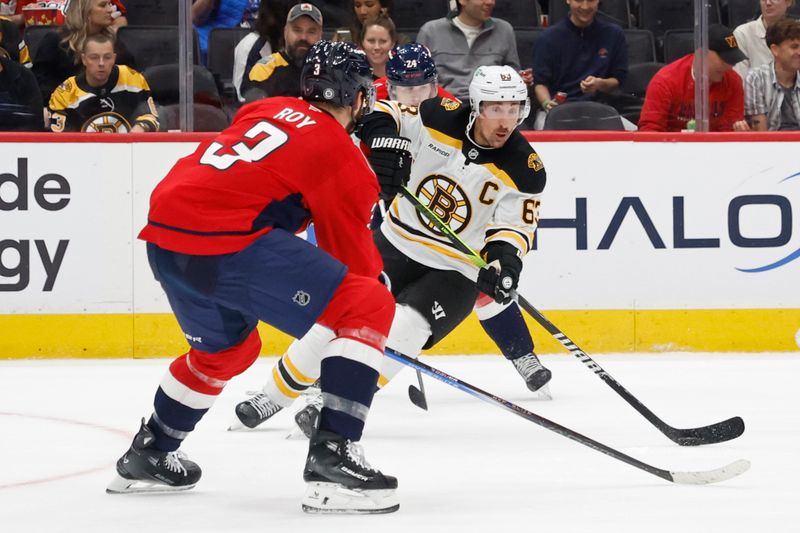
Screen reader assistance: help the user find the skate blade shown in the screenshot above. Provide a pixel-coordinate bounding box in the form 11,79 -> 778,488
106,473 -> 196,494
301,482 -> 399,514
534,384 -> 553,401
227,418 -> 251,431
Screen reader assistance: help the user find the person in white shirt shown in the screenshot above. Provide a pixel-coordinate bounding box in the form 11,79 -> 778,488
733,0 -> 795,82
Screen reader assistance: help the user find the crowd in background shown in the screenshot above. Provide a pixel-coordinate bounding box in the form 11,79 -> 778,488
0,0 -> 799,132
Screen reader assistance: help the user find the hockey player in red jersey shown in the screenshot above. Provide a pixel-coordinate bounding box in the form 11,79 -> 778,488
106,40 -> 402,514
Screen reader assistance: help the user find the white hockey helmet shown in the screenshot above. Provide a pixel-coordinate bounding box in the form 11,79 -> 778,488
467,65 -> 531,139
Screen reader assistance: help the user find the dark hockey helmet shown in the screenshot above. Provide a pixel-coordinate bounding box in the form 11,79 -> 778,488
386,43 -> 437,87
301,40 -> 376,113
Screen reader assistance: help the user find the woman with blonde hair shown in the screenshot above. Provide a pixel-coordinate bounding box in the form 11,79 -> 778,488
32,0 -> 133,103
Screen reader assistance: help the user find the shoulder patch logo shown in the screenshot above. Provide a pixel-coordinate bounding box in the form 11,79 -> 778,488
440,98 -> 460,111
527,152 -> 544,172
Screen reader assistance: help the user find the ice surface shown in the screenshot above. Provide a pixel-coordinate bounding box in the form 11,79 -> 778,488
0,353 -> 797,532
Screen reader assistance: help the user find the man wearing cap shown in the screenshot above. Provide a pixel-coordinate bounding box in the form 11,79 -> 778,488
639,23 -> 751,132
241,3 -> 323,102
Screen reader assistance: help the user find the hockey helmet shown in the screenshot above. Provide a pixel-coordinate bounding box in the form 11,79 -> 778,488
467,65 -> 530,135
301,40 -> 376,114
386,43 -> 437,87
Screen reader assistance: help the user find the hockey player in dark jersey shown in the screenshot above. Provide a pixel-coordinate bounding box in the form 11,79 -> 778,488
232,66 -> 552,435
48,33 -> 158,133
106,41 -> 401,514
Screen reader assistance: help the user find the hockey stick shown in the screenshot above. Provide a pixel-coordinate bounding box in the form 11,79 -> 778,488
399,186 -> 745,446
377,198 -> 428,411
384,347 -> 750,485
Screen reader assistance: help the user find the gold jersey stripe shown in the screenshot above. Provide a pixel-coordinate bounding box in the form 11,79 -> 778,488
481,162 -> 518,191
425,126 -> 463,150
486,230 -> 529,254
387,220 -> 478,267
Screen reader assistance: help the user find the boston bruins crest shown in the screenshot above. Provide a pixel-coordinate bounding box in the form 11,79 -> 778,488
415,175 -> 472,235
82,112 -> 132,133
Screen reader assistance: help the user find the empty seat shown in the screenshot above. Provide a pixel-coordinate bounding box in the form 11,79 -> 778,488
549,0 -> 631,28
624,29 -> 657,64
615,61 -> 664,125
392,0 -> 449,30
397,27 -> 419,43
515,27 -> 546,71
638,0 -> 720,42
543,101 -> 625,130
143,64 -> 221,107
663,29 -> 695,63
116,26 -> 199,70
315,0 -> 349,29
122,0 -> 178,26
24,25 -> 58,63
208,27 -> 252,86
157,103 -> 230,131
726,0 -> 759,28
492,0 -> 540,27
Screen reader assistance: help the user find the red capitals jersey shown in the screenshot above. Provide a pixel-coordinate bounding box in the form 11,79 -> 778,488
139,97 -> 383,278
373,76 -> 456,101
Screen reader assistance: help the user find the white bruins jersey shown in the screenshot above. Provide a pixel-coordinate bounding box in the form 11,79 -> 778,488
364,97 -> 547,281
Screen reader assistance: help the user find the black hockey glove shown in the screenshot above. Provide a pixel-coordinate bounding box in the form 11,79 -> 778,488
476,242 -> 523,305
367,136 -> 412,201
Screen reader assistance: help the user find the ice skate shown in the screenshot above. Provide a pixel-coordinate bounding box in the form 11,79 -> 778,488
228,392 -> 283,431
285,382 -> 322,439
106,418 -> 201,494
302,429 -> 398,514
512,352 -> 553,399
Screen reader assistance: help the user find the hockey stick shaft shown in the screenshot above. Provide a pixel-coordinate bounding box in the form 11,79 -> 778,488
384,348 -> 749,485
399,186 -> 744,446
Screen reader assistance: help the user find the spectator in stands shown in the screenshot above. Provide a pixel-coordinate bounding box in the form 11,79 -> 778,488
233,1 -> 277,102
32,0 -> 134,103
417,0 -> 523,101
639,24 -> 750,132
359,13 -> 395,79
0,48 -> 43,130
745,18 -> 800,130
734,0 -> 795,82
13,0 -> 126,30
531,0 -> 627,129
0,15 -> 31,65
374,42 -> 456,104
336,0 -> 393,42
194,0 -> 251,63
241,2 -> 322,101
48,33 -> 158,132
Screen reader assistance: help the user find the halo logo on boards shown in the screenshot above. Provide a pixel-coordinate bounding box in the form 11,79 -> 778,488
533,172 -> 798,274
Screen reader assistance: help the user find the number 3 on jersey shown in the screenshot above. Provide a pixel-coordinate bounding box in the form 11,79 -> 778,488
200,121 -> 288,170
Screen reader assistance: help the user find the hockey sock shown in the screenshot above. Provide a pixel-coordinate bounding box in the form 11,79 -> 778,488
477,301 -> 534,360
318,338 -> 382,441
377,304 -> 431,388
150,330 -> 261,451
262,324 -> 333,407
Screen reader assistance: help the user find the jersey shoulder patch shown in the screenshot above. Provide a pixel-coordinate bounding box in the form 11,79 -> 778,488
494,133 -> 547,194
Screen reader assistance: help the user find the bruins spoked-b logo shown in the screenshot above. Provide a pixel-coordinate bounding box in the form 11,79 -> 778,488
415,175 -> 472,235
82,112 -> 132,133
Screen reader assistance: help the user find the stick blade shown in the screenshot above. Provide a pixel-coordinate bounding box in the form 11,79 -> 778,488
670,459 -> 751,485
408,385 -> 428,411
673,416 -> 745,446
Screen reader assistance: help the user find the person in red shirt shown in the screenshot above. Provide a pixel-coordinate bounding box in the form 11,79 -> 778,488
374,42 -> 456,105
639,24 -> 751,132
107,41 -> 406,515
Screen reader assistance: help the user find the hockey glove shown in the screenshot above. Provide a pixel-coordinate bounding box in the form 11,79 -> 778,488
367,136 -> 412,201
476,242 -> 523,305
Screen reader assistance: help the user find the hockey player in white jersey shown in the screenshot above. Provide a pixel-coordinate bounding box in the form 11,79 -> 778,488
234,65 -> 549,433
